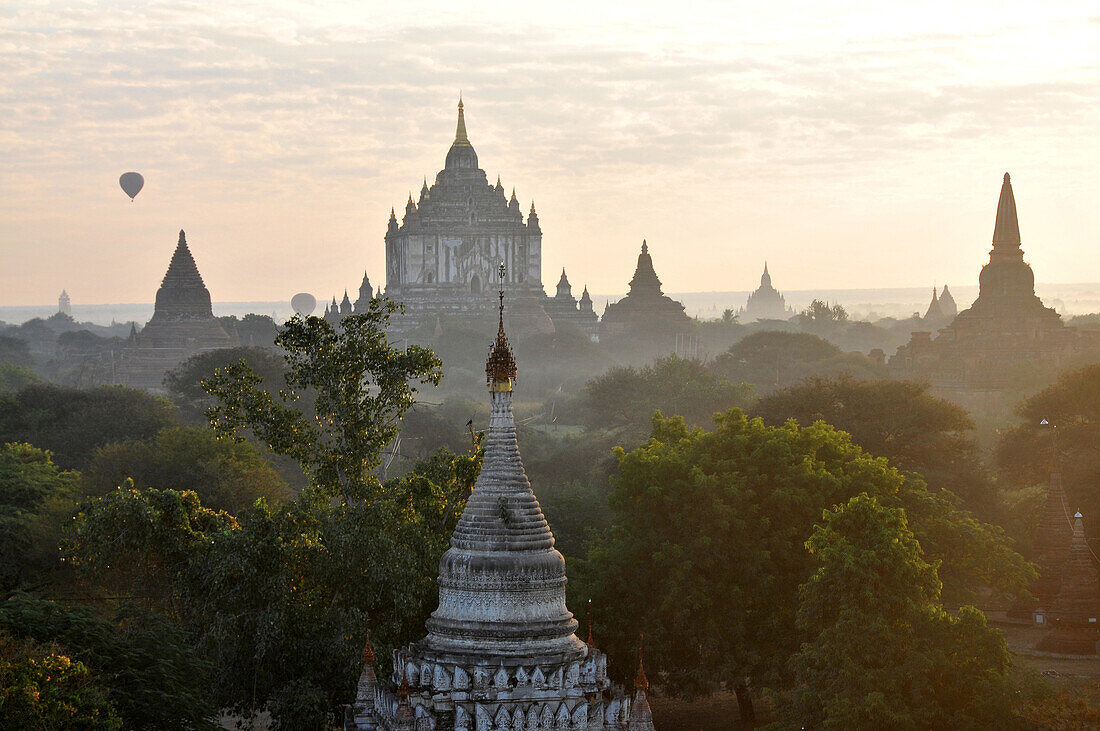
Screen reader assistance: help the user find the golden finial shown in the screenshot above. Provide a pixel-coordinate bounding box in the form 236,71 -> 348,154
486,261 -> 517,390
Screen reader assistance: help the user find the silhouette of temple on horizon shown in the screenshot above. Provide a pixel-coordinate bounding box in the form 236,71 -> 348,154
890,173 -> 1100,411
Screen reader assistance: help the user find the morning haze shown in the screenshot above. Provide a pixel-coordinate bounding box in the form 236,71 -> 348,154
5,2 -> 1100,729
2,1 -> 1098,305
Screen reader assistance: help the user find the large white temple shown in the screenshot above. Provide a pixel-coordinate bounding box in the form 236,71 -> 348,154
346,266 -> 653,730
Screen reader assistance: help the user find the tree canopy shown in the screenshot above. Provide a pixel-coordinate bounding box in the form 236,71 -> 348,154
0,385 -> 178,470
203,301 -> 443,502
579,410 -> 1032,711
81,426 -> 291,513
711,331 -> 882,393
787,494 -> 1018,729
752,376 -> 995,515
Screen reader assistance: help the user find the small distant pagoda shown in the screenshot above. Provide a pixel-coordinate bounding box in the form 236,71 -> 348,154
600,241 -> 690,342
542,268 -> 599,337
346,265 -> 648,730
117,230 -> 236,389
1036,511 -> 1100,655
58,290 -> 72,317
738,263 -> 793,322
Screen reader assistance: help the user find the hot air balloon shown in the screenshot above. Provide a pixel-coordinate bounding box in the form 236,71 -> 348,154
291,293 -> 317,317
119,172 -> 144,201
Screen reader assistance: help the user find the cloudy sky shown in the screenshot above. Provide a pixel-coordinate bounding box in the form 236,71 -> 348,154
2,0 -> 1098,306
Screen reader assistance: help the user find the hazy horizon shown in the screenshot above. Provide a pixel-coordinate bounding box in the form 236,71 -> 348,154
3,1 -> 1098,306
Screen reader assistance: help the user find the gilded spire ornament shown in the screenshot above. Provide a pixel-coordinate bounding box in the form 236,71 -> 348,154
486,261 -> 517,389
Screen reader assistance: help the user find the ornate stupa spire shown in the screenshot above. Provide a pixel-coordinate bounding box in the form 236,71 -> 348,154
761,261 -> 772,289
425,260 -> 581,659
485,262 -> 518,392
631,638 -> 656,731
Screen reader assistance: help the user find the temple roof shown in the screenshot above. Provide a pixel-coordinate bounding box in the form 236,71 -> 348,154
992,172 -> 1021,250
627,240 -> 664,296
445,97 -> 479,170
150,230 -> 214,321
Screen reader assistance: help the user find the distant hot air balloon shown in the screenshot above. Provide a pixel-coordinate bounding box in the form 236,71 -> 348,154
291,293 -> 317,317
119,172 -> 144,201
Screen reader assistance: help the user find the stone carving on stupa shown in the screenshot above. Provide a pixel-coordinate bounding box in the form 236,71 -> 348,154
346,264 -> 650,730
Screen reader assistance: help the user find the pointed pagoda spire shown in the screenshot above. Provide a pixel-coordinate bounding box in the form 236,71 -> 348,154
939,284 -> 958,317
761,261 -> 772,289
424,262 -> 583,661
556,268 -> 572,298
627,240 -> 663,296
1038,510 -> 1100,654
992,172 -> 1021,250
924,286 -> 944,321
630,638 -> 656,731
486,262 -> 518,390
1035,470 -> 1074,608
152,229 -> 214,321
455,95 -> 469,143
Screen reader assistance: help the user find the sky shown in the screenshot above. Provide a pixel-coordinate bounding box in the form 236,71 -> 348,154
2,0 -> 1098,307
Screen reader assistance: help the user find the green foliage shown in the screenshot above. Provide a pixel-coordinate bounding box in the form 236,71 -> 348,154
0,335 -> 33,367
66,445 -> 478,727
0,443 -> 79,591
0,384 -> 179,470
787,494 -> 1016,729
203,300 -> 443,502
0,596 -> 215,729
711,330 -> 882,393
0,631 -> 121,731
796,299 -> 848,331
0,361 -> 38,393
752,376 -> 996,516
580,410 -> 1032,700
65,485 -> 238,611
164,346 -> 288,423
580,355 -> 752,437
81,426 -> 291,513
996,363 -> 1100,536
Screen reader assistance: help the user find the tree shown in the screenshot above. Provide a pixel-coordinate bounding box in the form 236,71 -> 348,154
66,445 -> 477,728
711,331 -> 882,393
752,376 -> 995,516
787,494 -> 1017,729
0,596 -> 215,730
81,426 -> 291,513
0,443 -> 80,592
164,346 -> 289,424
797,299 -> 848,330
0,385 -> 178,470
579,410 -> 1031,720
581,355 -> 753,437
0,631 -> 121,731
203,301 -> 442,502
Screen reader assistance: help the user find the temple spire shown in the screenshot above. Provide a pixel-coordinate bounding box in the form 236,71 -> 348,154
486,262 -> 518,390
992,172 -> 1021,249
455,96 -> 469,144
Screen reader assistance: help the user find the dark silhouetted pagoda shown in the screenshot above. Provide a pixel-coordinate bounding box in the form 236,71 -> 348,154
890,174 -> 1094,412
117,230 -> 236,389
600,241 -> 690,342
1036,511 -> 1100,655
